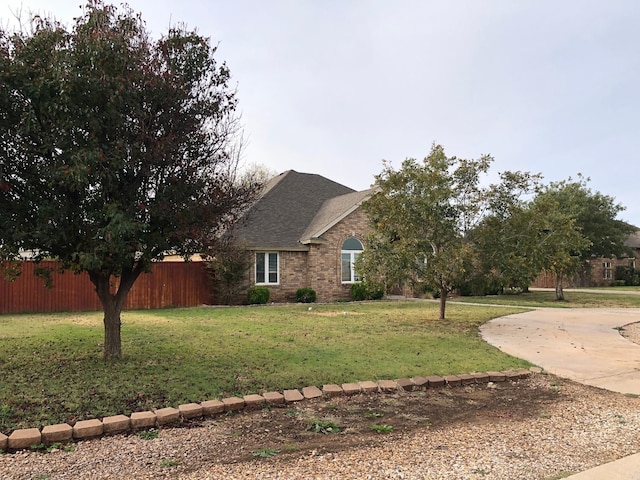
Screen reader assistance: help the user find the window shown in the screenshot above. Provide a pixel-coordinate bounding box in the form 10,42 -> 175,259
341,237 -> 363,283
603,261 -> 612,280
256,252 -> 279,284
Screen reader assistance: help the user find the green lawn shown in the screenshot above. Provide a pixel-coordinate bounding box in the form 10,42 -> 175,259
452,290 -> 640,308
0,301 -> 529,432
584,285 -> 640,291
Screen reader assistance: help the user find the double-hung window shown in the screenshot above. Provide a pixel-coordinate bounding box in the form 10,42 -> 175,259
603,261 -> 612,280
256,252 -> 279,284
341,237 -> 363,283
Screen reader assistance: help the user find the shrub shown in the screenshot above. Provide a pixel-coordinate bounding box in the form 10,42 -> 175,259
248,286 -> 270,304
366,282 -> 385,300
205,241 -> 251,305
349,283 -> 368,301
615,266 -> 640,286
295,288 -> 316,303
457,277 -> 503,297
350,281 -> 384,301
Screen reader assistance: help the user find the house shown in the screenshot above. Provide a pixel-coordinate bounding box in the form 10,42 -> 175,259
532,229 -> 640,288
229,170 -> 375,302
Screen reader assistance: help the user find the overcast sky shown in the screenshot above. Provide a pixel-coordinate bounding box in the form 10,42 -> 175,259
3,1 -> 639,225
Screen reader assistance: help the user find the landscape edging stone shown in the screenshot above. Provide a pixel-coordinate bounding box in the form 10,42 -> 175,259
1,368 -> 535,452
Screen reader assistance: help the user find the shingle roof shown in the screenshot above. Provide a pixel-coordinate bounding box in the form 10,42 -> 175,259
231,170 -> 356,249
300,188 -> 377,243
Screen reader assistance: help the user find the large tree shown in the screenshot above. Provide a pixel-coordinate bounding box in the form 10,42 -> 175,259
0,2 -> 259,358
533,175 -> 633,299
537,175 -> 634,260
359,144 -> 491,319
467,171 -> 545,293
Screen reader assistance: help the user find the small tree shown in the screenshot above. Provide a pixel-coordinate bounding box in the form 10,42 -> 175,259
206,239 -> 252,305
359,144 -> 491,319
531,196 -> 591,300
0,2 -> 259,358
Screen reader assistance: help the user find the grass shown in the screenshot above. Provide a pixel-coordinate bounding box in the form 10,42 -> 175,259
252,448 -> 281,458
0,301 -> 532,431
369,424 -> 393,433
584,285 -> 640,291
160,458 -> 180,467
452,290 -> 640,308
364,411 -> 383,419
136,429 -> 159,440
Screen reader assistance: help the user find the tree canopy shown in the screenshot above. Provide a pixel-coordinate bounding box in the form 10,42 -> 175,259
359,145 -> 634,311
359,144 -> 492,319
0,1 -> 259,358
532,175 -> 634,299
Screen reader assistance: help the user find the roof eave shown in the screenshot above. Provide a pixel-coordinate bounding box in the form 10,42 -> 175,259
246,245 -> 310,252
300,237 -> 328,245
306,203 -> 364,240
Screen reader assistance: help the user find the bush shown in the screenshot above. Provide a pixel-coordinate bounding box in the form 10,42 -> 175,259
350,283 -> 368,301
350,281 -> 384,301
247,286 -> 270,304
615,266 -> 640,286
367,282 -> 385,300
295,287 -> 316,303
457,277 -> 503,297
205,241 -> 251,305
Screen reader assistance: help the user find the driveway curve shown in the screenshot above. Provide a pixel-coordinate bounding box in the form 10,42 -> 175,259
481,308 -> 640,395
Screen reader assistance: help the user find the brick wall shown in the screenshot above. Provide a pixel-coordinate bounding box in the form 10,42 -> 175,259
256,250 -> 309,303
242,207 -> 371,304
308,208 -> 371,302
585,257 -> 635,286
531,256 -> 636,288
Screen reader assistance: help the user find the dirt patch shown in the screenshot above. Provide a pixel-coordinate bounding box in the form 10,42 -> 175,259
171,377 -> 558,466
5,375 -> 639,479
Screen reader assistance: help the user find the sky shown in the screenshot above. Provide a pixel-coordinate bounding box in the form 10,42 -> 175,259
2,1 -> 639,225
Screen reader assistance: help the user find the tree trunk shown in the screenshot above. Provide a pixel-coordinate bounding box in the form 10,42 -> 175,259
89,266 -> 143,360
555,272 -> 565,301
102,293 -> 122,360
439,286 -> 447,320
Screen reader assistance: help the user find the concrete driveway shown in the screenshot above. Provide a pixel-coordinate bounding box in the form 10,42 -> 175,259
480,308 -> 640,394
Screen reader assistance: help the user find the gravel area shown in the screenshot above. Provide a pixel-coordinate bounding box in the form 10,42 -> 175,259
2,322 -> 640,480
2,373 -> 640,480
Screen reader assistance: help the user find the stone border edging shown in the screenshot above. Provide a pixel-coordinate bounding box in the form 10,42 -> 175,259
0,367 -> 541,451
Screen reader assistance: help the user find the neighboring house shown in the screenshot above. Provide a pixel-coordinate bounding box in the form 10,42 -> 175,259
532,229 -> 640,288
580,230 -> 640,286
230,170 -> 375,302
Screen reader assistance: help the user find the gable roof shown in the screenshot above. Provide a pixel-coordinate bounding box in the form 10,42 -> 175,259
300,187 -> 377,244
231,170 -> 356,249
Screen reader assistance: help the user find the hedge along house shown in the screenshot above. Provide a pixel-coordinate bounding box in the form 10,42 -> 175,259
230,170 -> 375,302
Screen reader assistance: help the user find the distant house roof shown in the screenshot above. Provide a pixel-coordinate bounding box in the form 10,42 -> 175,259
231,170 -> 357,250
624,230 -> 640,250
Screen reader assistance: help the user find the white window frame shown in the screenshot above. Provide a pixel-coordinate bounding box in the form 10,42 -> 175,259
603,261 -> 612,280
255,252 -> 279,285
341,237 -> 363,284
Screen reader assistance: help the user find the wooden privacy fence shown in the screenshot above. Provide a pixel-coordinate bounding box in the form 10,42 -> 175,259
0,261 -> 212,314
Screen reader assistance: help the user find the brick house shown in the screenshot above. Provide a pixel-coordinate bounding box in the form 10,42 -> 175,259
229,170 -> 375,302
532,230 -> 640,288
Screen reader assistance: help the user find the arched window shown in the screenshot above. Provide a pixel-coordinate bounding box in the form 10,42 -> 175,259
341,237 -> 363,283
